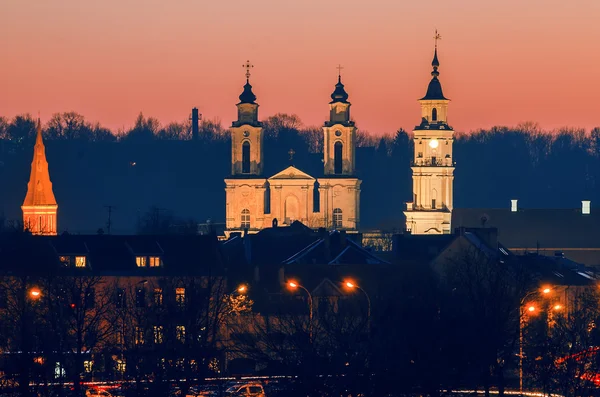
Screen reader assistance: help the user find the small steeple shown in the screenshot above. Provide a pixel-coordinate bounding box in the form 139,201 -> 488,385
22,117 -> 58,235
330,64 -> 349,104
421,30 -> 447,101
238,60 -> 257,104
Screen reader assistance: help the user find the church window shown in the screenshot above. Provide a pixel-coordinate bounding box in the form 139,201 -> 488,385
432,108 -> 438,121
313,181 -> 320,212
75,256 -> 86,268
334,142 -> 343,174
333,208 -> 343,229
242,141 -> 250,174
264,182 -> 271,214
241,209 -> 250,229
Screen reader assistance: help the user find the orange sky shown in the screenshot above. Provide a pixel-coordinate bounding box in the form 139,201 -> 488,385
1,0 -> 599,135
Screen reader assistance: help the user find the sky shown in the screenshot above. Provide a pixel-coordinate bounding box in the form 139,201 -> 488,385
1,0 -> 599,135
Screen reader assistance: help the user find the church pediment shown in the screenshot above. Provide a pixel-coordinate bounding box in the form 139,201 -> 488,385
268,166 -> 315,181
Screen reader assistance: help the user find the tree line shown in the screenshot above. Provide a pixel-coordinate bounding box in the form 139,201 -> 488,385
0,112 -> 599,233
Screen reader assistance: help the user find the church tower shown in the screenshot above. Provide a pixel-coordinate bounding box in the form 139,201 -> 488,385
404,33 -> 454,234
323,69 -> 356,176
22,118 -> 58,235
230,60 -> 263,176
319,68 -> 361,231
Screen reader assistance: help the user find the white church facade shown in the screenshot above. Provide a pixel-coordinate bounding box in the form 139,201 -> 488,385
225,66 -> 361,235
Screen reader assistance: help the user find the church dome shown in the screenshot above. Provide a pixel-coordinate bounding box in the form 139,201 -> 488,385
330,76 -> 349,103
239,81 -> 257,104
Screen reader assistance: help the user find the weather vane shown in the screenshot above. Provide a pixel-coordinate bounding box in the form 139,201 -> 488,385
242,60 -> 253,80
336,64 -> 344,78
288,148 -> 295,162
434,29 -> 442,49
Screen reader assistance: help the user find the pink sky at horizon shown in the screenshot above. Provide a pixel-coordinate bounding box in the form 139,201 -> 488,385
1,0 -> 599,135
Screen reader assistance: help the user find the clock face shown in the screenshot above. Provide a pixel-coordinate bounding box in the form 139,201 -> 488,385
429,139 -> 439,149
335,130 -> 342,137
243,130 -> 250,138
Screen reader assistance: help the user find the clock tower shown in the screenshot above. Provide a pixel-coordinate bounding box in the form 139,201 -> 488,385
404,34 -> 454,234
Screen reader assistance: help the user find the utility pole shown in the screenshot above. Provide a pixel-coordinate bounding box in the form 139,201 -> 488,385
104,205 -> 116,235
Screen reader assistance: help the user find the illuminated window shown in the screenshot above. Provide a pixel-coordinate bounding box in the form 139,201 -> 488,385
241,209 -> 250,229
334,141 -> 343,174
242,141 -> 251,174
149,256 -> 161,267
136,256 -> 147,267
83,360 -> 93,373
333,208 -> 342,229
116,359 -> 126,373
153,288 -> 163,306
176,325 -> 186,342
432,108 -> 437,121
135,327 -> 144,345
153,325 -> 164,344
75,256 -> 86,268
176,288 -> 186,307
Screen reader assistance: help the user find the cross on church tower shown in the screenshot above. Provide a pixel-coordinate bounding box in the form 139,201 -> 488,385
434,29 -> 442,48
242,60 -> 253,81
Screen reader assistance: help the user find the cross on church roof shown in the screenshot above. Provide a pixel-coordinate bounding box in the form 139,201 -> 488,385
434,29 -> 442,49
242,60 -> 254,80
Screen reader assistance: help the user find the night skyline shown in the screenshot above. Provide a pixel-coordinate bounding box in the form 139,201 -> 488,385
2,0 -> 600,134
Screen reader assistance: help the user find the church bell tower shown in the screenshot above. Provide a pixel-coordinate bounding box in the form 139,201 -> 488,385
230,60 -> 263,176
404,32 -> 454,234
323,67 -> 356,176
22,117 -> 58,235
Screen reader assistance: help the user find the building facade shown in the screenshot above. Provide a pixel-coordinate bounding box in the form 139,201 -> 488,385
404,43 -> 455,234
224,69 -> 361,235
21,118 -> 58,235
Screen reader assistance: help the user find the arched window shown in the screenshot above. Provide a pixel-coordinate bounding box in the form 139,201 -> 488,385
241,209 -> 250,229
431,108 -> 438,121
333,208 -> 342,229
334,141 -> 343,174
242,141 -> 250,174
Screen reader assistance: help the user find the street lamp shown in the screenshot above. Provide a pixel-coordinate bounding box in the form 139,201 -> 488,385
519,286 -> 556,394
343,280 -> 371,334
287,280 -> 313,342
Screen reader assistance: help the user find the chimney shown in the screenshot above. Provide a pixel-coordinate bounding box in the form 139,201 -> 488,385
511,199 -> 518,212
582,200 -> 591,215
191,108 -> 200,141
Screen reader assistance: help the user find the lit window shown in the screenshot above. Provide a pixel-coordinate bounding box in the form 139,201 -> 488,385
149,256 -> 161,267
154,288 -> 163,306
83,360 -> 93,373
241,209 -> 250,229
176,325 -> 186,342
75,256 -> 86,268
333,208 -> 343,229
116,359 -> 126,373
136,256 -> 147,267
135,327 -> 144,345
153,325 -> 164,344
176,288 -> 186,307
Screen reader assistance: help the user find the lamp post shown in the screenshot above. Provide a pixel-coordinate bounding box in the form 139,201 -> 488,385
344,280 -> 371,334
519,286 -> 555,394
288,281 -> 313,342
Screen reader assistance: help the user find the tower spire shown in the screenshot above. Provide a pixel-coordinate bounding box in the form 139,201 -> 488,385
22,115 -> 58,235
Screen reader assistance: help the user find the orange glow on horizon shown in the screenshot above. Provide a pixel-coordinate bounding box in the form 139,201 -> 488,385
1,2 -> 598,134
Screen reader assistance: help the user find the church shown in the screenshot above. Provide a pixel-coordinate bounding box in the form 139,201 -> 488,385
224,64 -> 362,235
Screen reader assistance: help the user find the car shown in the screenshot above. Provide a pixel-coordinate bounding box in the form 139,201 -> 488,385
225,383 -> 265,397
